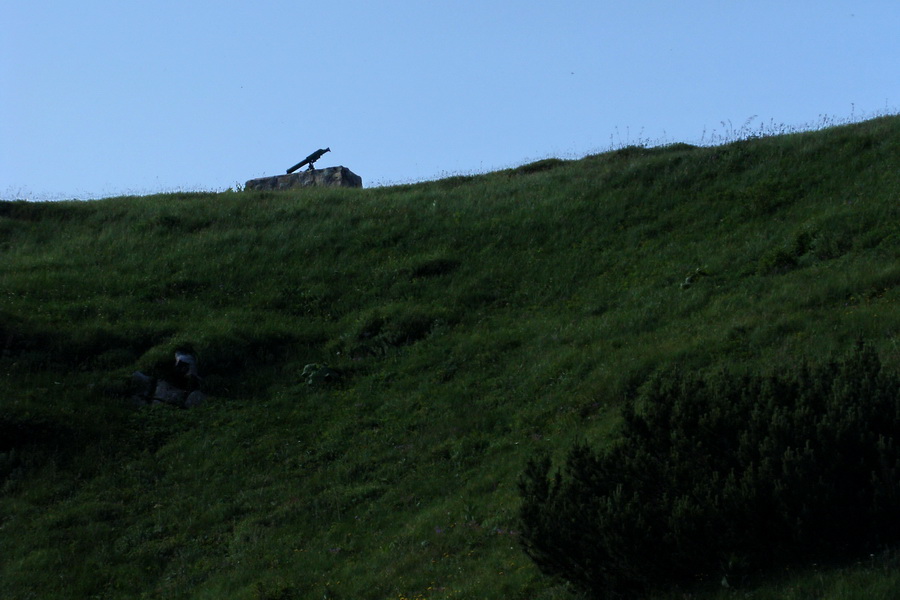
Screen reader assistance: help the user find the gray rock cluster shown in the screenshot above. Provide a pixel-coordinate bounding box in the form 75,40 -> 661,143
245,166 -> 362,191
680,267 -> 710,289
302,363 -> 340,386
130,351 -> 206,408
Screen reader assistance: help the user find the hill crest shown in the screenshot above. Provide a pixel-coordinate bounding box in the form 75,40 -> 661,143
2,115 -> 900,599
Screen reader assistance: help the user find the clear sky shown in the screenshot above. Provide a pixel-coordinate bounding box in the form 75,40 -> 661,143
2,1 -> 899,201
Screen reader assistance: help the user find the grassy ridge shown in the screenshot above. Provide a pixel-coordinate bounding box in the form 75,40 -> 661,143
2,116 -> 900,599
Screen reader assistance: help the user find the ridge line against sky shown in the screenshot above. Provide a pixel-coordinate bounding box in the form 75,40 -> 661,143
2,1 -> 899,201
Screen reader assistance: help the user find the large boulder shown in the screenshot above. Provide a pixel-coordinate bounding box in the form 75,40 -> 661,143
245,166 -> 362,191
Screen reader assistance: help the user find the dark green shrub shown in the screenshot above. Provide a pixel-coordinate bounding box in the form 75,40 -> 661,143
519,343 -> 900,598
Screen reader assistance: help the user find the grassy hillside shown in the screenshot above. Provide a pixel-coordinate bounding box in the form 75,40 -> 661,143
2,116 -> 900,599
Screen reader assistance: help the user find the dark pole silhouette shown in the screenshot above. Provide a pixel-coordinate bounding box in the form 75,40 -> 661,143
287,148 -> 331,173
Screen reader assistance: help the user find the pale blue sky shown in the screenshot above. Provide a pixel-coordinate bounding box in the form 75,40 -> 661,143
2,1 -> 899,200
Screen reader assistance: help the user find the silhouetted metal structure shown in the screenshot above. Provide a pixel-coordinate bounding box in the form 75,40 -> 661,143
287,147 -> 331,173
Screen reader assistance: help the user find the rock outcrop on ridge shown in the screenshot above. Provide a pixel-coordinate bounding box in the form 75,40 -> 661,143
245,166 -> 362,191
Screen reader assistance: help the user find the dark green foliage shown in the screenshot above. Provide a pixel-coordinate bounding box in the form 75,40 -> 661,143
519,344 -> 900,598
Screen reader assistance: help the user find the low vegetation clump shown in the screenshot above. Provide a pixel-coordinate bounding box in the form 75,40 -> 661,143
520,343 -> 900,598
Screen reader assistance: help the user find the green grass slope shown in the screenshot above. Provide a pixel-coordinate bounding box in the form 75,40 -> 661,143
2,116 -> 900,599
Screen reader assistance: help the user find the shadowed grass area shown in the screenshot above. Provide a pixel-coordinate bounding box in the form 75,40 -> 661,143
1,116 -> 900,599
